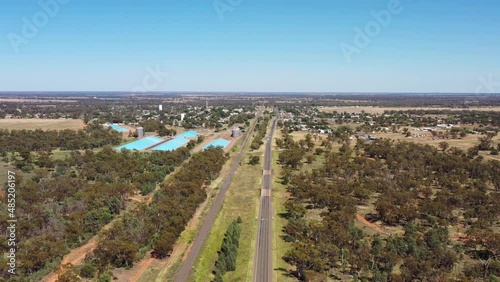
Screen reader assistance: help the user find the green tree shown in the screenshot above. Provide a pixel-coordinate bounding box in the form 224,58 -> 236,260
154,229 -> 177,259
248,155 -> 260,165
80,264 -> 96,279
158,126 -> 169,136
197,135 -> 205,144
439,141 -> 449,151
187,140 -> 196,150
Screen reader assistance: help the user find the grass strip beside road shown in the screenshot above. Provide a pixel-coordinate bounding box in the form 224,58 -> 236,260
191,153 -> 262,281
271,151 -> 298,282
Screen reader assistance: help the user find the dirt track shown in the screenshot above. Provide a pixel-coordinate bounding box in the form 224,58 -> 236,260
42,192 -> 153,281
43,237 -> 98,282
128,257 -> 155,282
355,214 -> 472,243
356,214 -> 387,234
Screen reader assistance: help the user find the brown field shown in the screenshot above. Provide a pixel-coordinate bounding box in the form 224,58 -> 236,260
373,131 -> 500,161
289,131 -> 325,144
0,119 -> 85,130
319,106 -> 500,114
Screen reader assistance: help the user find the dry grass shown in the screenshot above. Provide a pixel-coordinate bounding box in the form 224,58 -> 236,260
372,131 -> 500,161
319,106 -> 500,114
289,131 -> 327,146
190,153 -> 262,282
289,131 -> 309,141
356,195 -> 405,238
0,119 -> 85,130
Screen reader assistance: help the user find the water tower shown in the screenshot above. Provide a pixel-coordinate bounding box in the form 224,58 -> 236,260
232,127 -> 241,137
136,127 -> 144,138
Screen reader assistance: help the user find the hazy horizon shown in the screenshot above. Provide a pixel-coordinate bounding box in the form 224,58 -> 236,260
1,91 -> 499,99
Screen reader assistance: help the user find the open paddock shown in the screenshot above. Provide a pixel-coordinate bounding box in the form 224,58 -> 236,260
371,131 -> 500,161
0,119 -> 85,130
289,130 -> 329,145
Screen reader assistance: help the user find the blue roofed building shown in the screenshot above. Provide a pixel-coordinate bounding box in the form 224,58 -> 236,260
176,130 -> 199,139
203,138 -> 231,150
115,136 -> 164,150
110,124 -> 129,133
152,137 -> 190,151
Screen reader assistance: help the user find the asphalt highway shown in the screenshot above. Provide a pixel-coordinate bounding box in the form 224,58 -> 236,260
253,116 -> 277,282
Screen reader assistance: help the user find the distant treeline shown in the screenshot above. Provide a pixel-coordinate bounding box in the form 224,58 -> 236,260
306,94 -> 500,107
0,122 -> 121,154
0,98 -> 257,128
0,94 -> 498,121
385,109 -> 500,127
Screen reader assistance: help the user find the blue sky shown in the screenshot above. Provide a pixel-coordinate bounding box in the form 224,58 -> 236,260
1,0 -> 499,92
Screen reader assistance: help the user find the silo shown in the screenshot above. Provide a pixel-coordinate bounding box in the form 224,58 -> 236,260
232,127 -> 241,137
136,127 -> 144,138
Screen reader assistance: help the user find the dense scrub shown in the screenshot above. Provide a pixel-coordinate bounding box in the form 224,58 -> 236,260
0,147 -> 190,281
88,147 -> 227,276
250,116 -> 270,150
0,122 -> 121,156
280,136 -> 499,281
213,217 -> 243,281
